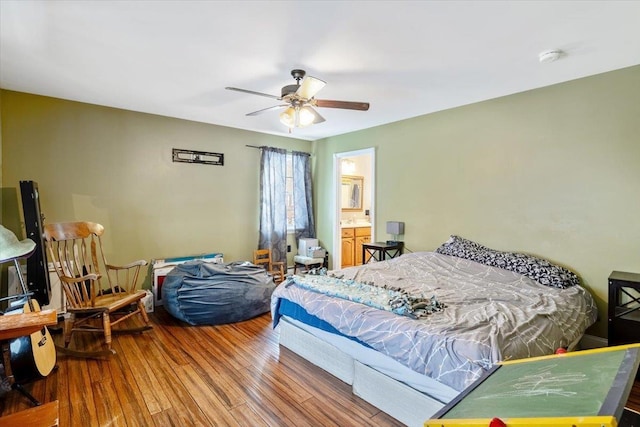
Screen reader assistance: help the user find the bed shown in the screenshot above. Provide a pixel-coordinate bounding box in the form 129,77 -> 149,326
270,236 -> 598,427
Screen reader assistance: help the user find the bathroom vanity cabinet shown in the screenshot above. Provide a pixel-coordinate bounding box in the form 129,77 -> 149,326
341,226 -> 371,268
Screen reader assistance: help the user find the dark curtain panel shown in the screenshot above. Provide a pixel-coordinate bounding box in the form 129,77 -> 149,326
291,150 -> 315,242
259,147 -> 287,263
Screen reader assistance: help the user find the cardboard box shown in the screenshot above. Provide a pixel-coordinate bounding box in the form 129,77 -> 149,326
298,238 -> 319,257
307,248 -> 326,258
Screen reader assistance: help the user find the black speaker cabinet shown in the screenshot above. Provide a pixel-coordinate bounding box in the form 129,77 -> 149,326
19,180 -> 51,305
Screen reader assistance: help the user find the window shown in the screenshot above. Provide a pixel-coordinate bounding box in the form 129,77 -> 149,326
285,153 -> 295,229
260,148 -> 313,241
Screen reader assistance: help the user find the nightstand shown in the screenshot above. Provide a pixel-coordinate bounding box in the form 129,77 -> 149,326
362,242 -> 403,264
608,271 -> 640,346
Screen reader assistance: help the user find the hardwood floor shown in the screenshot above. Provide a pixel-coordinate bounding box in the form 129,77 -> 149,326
0,308 -> 403,426
2,308 -> 640,426
627,381 -> 640,413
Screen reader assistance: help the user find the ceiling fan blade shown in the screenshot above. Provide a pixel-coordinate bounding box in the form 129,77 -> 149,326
225,87 -> 281,100
309,107 -> 325,125
315,99 -> 370,111
246,105 -> 288,116
296,76 -> 326,100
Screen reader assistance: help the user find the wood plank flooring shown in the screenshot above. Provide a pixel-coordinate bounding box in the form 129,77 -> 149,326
2,307 -> 640,426
0,308 -> 403,426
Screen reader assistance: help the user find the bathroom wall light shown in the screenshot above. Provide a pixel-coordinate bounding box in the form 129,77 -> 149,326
341,159 -> 356,174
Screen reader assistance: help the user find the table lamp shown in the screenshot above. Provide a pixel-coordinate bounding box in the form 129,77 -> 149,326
386,221 -> 404,244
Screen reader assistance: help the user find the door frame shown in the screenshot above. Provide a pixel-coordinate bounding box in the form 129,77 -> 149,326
333,147 -> 376,269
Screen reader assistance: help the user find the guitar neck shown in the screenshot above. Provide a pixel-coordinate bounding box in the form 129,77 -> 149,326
12,258 -> 37,313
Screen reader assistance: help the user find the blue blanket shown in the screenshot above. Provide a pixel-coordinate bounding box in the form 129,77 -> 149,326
284,273 -> 445,318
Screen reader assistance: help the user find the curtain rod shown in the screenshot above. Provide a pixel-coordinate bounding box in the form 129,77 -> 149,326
245,145 -> 312,155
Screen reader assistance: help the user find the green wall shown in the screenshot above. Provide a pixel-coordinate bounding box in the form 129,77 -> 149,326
2,66 -> 639,337
313,65 -> 640,337
0,91 -> 311,288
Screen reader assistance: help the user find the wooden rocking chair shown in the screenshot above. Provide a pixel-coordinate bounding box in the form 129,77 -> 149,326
44,221 -> 151,358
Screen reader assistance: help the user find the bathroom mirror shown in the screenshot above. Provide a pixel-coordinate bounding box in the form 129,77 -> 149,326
341,175 -> 364,211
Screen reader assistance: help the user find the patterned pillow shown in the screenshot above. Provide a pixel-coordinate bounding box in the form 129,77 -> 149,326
435,235 -> 580,289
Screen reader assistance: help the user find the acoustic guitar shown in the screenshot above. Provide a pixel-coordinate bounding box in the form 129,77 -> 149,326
8,298 -> 57,384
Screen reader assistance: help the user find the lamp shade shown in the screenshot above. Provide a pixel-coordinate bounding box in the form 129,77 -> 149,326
386,221 -> 404,235
297,107 -> 315,127
280,105 -> 324,129
0,225 -> 36,263
279,107 -> 296,127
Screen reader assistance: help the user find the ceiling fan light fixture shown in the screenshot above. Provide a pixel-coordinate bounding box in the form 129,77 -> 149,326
298,107 -> 315,127
279,107 -> 296,128
279,106 -> 315,128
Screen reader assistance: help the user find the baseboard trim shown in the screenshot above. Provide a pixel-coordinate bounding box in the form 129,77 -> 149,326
579,334 -> 608,350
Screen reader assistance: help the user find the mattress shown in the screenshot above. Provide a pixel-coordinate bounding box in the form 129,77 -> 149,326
271,251 -> 598,392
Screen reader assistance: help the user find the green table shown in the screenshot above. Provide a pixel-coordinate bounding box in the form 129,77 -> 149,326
426,344 -> 640,427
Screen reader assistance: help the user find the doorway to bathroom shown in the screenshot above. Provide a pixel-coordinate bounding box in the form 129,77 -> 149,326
333,148 -> 375,269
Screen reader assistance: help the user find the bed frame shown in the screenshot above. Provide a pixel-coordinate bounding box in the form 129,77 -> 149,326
278,316 -> 585,427
278,317 -> 445,427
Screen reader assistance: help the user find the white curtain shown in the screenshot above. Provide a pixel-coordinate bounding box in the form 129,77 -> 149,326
259,147 -> 287,263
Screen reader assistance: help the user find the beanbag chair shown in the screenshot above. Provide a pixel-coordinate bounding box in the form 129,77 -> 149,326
162,260 -> 276,325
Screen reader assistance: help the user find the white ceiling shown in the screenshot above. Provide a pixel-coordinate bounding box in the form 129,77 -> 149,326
1,1 -> 639,141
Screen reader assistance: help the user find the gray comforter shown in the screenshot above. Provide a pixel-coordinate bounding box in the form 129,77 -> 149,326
271,251 -> 597,392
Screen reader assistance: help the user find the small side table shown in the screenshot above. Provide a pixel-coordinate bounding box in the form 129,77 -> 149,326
362,242 -> 404,264
608,271 -> 640,346
608,270 -> 640,380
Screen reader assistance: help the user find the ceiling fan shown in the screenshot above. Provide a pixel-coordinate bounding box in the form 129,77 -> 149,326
225,69 -> 369,129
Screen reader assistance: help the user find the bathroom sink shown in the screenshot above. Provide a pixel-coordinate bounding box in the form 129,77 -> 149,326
341,221 -> 371,228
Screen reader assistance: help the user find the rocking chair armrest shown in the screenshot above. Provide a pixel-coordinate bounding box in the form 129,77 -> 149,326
106,259 -> 148,270
59,273 -> 100,284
